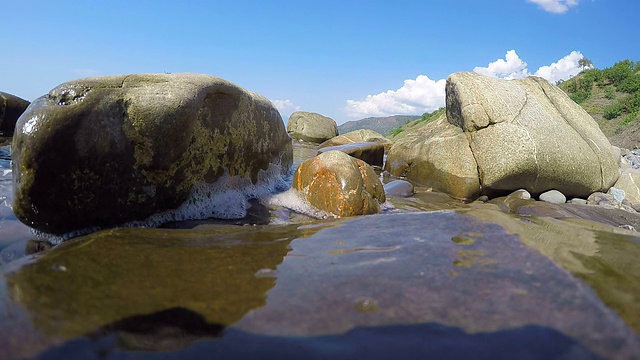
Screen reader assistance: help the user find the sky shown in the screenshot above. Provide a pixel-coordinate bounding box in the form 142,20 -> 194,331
2,0 -> 639,125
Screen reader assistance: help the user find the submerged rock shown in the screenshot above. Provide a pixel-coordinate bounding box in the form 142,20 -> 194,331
292,150 -> 385,217
386,72 -> 619,200
0,91 -> 30,140
12,73 -> 292,234
287,111 -> 338,143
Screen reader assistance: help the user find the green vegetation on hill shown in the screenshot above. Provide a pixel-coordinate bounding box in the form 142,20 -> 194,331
559,59 -> 640,148
387,107 -> 445,138
338,115 -> 420,135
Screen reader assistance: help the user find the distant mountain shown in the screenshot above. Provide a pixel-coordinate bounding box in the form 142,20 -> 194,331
338,115 -> 421,136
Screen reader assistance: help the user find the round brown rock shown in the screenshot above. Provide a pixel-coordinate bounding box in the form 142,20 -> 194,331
292,150 -> 385,217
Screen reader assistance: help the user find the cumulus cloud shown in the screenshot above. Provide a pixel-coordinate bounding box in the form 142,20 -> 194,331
473,50 -> 530,80
343,50 -> 586,119
474,50 -> 585,83
272,99 -> 300,120
527,0 -> 579,14
533,50 -> 586,83
344,75 -> 446,119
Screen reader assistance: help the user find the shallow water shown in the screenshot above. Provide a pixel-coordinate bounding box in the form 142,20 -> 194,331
1,142 -> 640,359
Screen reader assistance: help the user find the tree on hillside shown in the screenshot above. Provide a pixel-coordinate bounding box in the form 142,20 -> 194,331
579,57 -> 593,72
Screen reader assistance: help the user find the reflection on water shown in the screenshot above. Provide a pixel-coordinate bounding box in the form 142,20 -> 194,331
5,224 -> 316,341
41,320 -> 601,360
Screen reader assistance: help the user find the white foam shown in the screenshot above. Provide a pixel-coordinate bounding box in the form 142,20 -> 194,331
260,188 -> 336,220
38,162 -> 292,244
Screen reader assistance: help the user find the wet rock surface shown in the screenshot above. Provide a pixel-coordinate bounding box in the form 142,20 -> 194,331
292,150 -> 385,217
11,74 -> 292,235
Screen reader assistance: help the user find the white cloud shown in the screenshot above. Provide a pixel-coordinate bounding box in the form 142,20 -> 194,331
344,75 -> 446,119
533,50 -> 586,84
527,0 -> 579,14
343,50 -> 587,119
271,99 -> 300,120
473,50 -> 530,80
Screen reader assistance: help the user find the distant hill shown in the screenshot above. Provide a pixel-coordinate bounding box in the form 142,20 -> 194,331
338,115 -> 420,135
558,59 -> 640,149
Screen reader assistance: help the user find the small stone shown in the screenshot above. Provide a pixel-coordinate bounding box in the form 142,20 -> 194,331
383,180 -> 414,197
509,189 -> 531,200
587,192 -> 609,205
476,195 -> 489,202
607,187 -> 626,206
568,198 -> 588,205
539,190 -> 566,204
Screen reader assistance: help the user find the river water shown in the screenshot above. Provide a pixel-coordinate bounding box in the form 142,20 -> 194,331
1,142 -> 640,359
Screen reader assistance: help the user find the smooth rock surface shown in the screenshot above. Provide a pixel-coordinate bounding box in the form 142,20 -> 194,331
539,190 -> 567,204
386,72 -> 619,200
385,114 -> 481,199
317,142 -> 385,167
287,111 -> 338,143
12,74 -> 292,234
292,151 -> 385,217
383,179 -> 414,197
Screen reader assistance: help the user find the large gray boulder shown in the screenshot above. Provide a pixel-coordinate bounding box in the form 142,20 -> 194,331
386,72 -> 619,200
287,111 -> 338,143
12,73 -> 292,234
0,91 -> 30,138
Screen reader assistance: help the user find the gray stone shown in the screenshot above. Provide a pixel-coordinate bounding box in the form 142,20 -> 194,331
383,180 -> 414,197
568,198 -> 588,205
608,187 -> 626,206
539,190 -> 567,204
509,189 -> 531,200
386,72 -> 619,200
287,111 -> 338,143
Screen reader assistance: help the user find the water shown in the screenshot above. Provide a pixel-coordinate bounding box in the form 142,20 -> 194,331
1,142 -> 640,359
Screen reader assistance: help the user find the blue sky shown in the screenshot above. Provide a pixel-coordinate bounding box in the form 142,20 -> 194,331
2,0 -> 639,124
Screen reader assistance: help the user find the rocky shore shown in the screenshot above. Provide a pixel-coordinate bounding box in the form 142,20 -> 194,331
0,72 -> 639,359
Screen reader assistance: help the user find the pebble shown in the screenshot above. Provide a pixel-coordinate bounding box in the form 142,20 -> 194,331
539,190 -> 566,204
383,180 -> 414,197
